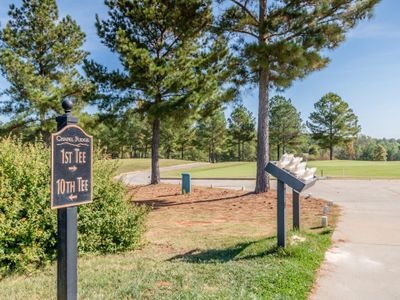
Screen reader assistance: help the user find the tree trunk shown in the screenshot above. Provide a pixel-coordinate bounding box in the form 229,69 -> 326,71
277,144 -> 280,161
39,112 -> 51,144
181,144 -> 184,160
255,0 -> 269,193
238,139 -> 241,161
330,144 -> 333,160
255,66 -> 270,193
211,141 -> 216,163
241,141 -> 245,161
151,118 -> 160,184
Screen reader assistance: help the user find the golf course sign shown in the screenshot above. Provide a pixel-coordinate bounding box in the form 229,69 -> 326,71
51,124 -> 93,209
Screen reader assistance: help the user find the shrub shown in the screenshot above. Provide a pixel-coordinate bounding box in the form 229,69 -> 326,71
0,138 -> 147,274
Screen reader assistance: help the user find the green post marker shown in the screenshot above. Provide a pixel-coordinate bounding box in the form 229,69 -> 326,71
182,173 -> 191,194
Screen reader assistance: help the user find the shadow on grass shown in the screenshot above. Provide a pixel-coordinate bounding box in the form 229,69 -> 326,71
310,226 -> 332,235
169,230 -> 332,264
132,192 -> 254,209
168,236 -> 281,264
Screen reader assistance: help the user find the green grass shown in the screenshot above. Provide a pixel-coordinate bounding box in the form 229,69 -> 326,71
0,230 -> 332,299
162,160 -> 400,179
307,160 -> 400,178
162,161 -> 256,178
116,158 -> 195,174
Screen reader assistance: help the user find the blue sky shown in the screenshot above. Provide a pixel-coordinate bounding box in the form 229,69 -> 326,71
1,0 -> 399,138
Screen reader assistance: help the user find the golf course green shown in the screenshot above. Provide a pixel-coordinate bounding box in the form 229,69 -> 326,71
161,160 -> 400,179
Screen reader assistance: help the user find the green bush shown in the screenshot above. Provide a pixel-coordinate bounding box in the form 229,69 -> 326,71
0,138 -> 147,274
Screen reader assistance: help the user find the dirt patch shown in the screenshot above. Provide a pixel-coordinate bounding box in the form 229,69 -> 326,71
129,184 -> 339,253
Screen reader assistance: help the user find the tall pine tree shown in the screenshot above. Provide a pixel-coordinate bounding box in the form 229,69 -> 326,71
196,109 -> 227,163
269,95 -> 303,160
307,93 -> 360,160
216,0 -> 379,192
86,0 -> 235,184
0,0 -> 91,139
228,104 -> 256,161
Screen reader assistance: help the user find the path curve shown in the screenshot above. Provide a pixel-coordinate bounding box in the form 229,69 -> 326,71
118,162 -> 210,185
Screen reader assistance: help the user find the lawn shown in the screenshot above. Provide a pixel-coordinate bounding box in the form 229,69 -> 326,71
307,160 -> 400,178
161,160 -> 400,179
116,158 -> 195,174
0,184 -> 338,299
162,161 -> 256,178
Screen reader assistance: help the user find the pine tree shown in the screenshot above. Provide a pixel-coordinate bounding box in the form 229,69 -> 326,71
228,104 -> 256,161
373,144 -> 387,161
0,0 -> 91,139
160,119 -> 178,159
85,0 -> 235,184
174,119 -> 196,160
344,141 -> 356,160
307,93 -> 361,160
216,0 -> 379,192
196,110 -> 227,163
269,95 -> 303,160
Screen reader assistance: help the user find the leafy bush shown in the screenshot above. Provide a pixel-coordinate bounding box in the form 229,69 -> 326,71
0,138 -> 147,274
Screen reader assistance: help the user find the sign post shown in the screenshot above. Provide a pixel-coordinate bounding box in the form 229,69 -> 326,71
52,99 -> 93,300
265,161 -> 316,248
292,190 -> 300,230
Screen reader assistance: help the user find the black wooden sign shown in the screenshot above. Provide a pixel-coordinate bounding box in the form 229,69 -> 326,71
51,124 -> 93,209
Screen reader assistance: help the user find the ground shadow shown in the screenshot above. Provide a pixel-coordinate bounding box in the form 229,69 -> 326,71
132,192 -> 254,209
309,226 -> 332,235
168,236 -> 280,264
310,226 -> 324,230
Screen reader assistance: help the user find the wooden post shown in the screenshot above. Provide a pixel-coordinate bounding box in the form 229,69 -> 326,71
277,179 -> 286,248
293,190 -> 300,230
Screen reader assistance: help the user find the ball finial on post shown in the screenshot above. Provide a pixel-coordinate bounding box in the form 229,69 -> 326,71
62,98 -> 74,114
57,98 -> 77,130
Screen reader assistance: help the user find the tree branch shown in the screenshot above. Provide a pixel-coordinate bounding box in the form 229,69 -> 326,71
230,0 -> 259,24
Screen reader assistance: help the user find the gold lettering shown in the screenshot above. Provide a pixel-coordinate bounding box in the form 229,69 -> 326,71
77,177 -> 89,192
66,180 -> 75,193
60,149 -> 73,164
56,179 -> 65,195
56,179 -> 76,194
74,148 -> 86,163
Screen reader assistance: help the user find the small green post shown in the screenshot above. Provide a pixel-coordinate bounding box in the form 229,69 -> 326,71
182,173 -> 191,194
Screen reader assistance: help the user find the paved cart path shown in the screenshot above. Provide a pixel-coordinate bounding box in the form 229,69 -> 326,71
309,180 -> 400,300
118,162 -> 210,185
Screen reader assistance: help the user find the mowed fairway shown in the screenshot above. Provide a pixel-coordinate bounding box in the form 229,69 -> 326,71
162,161 -> 256,178
117,158 -> 195,174
307,160 -> 400,178
161,160 -> 400,179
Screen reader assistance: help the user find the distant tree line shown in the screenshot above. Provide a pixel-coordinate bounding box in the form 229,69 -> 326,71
335,136 -> 400,162
82,93 -> 391,163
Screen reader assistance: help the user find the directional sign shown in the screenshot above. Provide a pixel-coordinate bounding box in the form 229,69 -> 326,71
51,125 -> 93,209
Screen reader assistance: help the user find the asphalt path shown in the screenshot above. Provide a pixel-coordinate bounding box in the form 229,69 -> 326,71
117,162 -> 210,185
